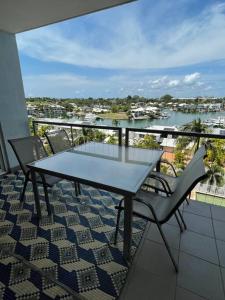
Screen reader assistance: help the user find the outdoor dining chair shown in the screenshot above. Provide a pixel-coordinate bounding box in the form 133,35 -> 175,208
144,145 -> 207,199
45,129 -> 72,154
8,136 -> 61,215
114,157 -> 207,272
45,129 -> 81,195
45,129 -> 86,153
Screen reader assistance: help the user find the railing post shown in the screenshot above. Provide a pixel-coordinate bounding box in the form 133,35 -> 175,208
125,128 -> 129,147
118,128 -> 122,146
32,121 -> 37,136
70,126 -> 74,145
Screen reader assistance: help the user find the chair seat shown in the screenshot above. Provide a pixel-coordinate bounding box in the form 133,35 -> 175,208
119,189 -> 173,223
145,171 -> 179,193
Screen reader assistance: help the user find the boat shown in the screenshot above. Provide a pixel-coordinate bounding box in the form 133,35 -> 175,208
159,112 -> 170,119
83,113 -> 97,124
202,116 -> 225,127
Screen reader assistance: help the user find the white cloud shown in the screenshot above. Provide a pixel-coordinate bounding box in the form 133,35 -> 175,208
167,79 -> 180,87
23,71 -> 213,98
148,73 -> 202,90
149,76 -> 168,89
183,72 -> 200,85
17,3 -> 225,69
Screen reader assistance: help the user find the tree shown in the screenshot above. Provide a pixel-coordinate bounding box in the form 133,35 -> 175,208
37,125 -> 51,137
135,135 -> 160,149
204,162 -> 224,187
107,135 -> 118,145
206,139 -> 225,166
181,118 -> 208,152
182,118 -> 207,133
83,129 -> 106,142
111,105 -> 119,113
28,116 -> 34,135
127,110 -> 133,120
160,94 -> 173,102
174,150 -> 186,170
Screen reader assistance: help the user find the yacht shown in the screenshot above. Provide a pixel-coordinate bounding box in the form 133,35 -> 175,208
83,113 -> 97,124
159,112 -> 170,119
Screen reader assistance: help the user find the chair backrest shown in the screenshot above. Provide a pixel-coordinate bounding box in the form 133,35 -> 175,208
162,157 -> 207,222
180,145 -> 206,178
45,129 -> 72,154
8,136 -> 48,175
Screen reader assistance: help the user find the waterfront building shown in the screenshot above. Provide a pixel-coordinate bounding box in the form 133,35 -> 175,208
43,104 -> 66,118
26,104 -> 38,116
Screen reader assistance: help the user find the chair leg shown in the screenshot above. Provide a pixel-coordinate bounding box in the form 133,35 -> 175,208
20,177 -> 28,203
43,183 -> 52,216
174,212 -> 183,233
114,208 -> 122,245
186,194 -> 190,205
177,208 -> 187,230
155,222 -> 178,272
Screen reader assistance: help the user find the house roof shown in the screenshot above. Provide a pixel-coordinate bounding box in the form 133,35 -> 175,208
0,0 -> 135,34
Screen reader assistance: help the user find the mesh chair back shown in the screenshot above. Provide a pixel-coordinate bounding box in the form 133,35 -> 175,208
181,145 -> 206,177
8,136 -> 47,175
45,129 -> 72,154
162,158 -> 206,221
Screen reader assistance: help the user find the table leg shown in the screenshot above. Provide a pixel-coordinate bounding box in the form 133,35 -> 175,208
123,195 -> 133,263
30,169 -> 41,219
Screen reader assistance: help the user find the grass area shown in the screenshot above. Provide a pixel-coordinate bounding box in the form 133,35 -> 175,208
97,112 -> 128,120
196,192 -> 225,206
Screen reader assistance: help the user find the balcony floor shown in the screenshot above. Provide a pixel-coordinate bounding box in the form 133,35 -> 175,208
120,200 -> 225,300
1,171 -> 225,299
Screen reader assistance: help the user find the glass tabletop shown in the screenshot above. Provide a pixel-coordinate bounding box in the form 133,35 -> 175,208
28,142 -> 163,195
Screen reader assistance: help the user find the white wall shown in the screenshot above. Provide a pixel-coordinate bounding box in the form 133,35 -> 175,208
0,30 -> 29,169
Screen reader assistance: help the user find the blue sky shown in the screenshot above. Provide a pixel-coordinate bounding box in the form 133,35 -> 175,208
17,0 -> 225,98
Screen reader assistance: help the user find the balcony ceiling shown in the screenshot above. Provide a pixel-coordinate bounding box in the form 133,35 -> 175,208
0,0 -> 135,34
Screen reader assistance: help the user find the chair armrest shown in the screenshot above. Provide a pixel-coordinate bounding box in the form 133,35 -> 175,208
159,159 -> 177,177
144,174 -> 171,195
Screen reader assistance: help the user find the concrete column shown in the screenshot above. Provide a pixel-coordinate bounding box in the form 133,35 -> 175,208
0,30 -> 29,169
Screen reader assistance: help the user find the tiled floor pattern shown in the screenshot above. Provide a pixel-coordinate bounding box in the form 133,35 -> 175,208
120,200 -> 225,300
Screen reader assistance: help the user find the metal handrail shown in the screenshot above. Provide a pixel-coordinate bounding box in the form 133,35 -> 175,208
32,120 -> 123,146
125,127 -> 225,146
32,120 -> 225,148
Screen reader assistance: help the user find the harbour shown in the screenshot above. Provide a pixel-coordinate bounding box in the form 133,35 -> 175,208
47,110 -> 225,129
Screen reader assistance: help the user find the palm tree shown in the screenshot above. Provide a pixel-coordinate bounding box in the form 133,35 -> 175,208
204,162 -> 224,187
181,118 -> 208,152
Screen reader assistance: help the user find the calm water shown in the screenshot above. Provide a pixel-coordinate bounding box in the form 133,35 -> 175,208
46,110 -> 225,129
78,110 -> 225,129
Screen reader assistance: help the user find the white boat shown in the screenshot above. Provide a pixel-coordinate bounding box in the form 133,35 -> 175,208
159,112 -> 170,119
203,116 -> 225,127
83,113 -> 97,124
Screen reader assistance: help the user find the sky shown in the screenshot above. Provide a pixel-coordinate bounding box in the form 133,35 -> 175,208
17,0 -> 225,99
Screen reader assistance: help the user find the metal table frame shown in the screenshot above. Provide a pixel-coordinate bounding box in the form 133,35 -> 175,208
27,144 -> 163,262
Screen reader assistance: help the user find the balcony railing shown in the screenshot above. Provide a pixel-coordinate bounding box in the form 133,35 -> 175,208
32,119 -> 225,205
125,127 -> 225,146
32,120 -> 123,146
